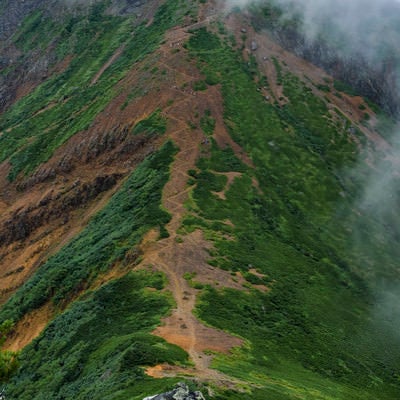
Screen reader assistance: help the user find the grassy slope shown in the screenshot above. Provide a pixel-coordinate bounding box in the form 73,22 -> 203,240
0,0 -> 188,180
7,271 -> 188,400
183,28 -> 400,399
0,1 -> 194,396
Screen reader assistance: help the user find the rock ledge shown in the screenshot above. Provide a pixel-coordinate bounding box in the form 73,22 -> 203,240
143,382 -> 205,400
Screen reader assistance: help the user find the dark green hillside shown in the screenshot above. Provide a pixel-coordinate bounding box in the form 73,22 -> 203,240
7,271 -> 188,400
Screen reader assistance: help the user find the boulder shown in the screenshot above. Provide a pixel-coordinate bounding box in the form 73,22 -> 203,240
143,382 -> 205,400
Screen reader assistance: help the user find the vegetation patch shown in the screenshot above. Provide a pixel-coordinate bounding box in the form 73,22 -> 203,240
131,109 -> 167,137
200,110 -> 216,136
333,79 -> 358,97
0,320 -> 19,383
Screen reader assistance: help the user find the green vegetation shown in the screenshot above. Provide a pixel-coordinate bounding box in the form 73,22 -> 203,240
193,80 -> 208,91
333,79 -> 358,96
0,320 -> 19,382
0,141 -> 177,322
0,0 -> 189,180
6,272 -> 189,400
374,112 -> 397,143
279,73 -> 357,167
317,83 -> 331,92
198,140 -> 246,173
183,27 -> 400,399
183,272 -> 204,290
271,56 -> 283,85
2,2 -> 400,399
200,110 -> 216,136
131,109 -> 167,137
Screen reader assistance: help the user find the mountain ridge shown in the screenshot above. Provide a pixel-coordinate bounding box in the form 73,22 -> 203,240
0,0 -> 399,399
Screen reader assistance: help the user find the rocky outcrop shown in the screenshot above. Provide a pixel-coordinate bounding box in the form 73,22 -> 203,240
0,174 -> 121,246
0,0 -> 46,40
143,382 -> 206,400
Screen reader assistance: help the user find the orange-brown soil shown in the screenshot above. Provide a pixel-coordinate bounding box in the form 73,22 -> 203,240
3,302 -> 53,352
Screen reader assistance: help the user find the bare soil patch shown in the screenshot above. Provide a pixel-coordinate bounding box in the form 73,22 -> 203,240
3,302 -> 53,352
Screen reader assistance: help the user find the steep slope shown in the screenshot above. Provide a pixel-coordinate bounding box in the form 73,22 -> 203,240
0,0 -> 400,399
0,0 -> 186,303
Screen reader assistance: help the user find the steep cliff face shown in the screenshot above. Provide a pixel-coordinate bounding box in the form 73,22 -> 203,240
0,1 -> 400,399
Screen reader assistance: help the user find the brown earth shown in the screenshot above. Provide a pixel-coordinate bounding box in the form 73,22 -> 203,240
3,302 -> 53,352
91,45 -> 125,85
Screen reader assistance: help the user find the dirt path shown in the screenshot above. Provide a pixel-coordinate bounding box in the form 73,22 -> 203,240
3,302 -> 53,352
135,24 -> 247,382
91,45 -> 125,86
139,119 -> 244,383
212,171 -> 242,200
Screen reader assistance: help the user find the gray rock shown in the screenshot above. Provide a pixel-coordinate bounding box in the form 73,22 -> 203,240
251,40 -> 258,51
143,382 -> 205,400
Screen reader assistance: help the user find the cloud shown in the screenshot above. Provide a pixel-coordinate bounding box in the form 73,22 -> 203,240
223,0 -> 400,61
